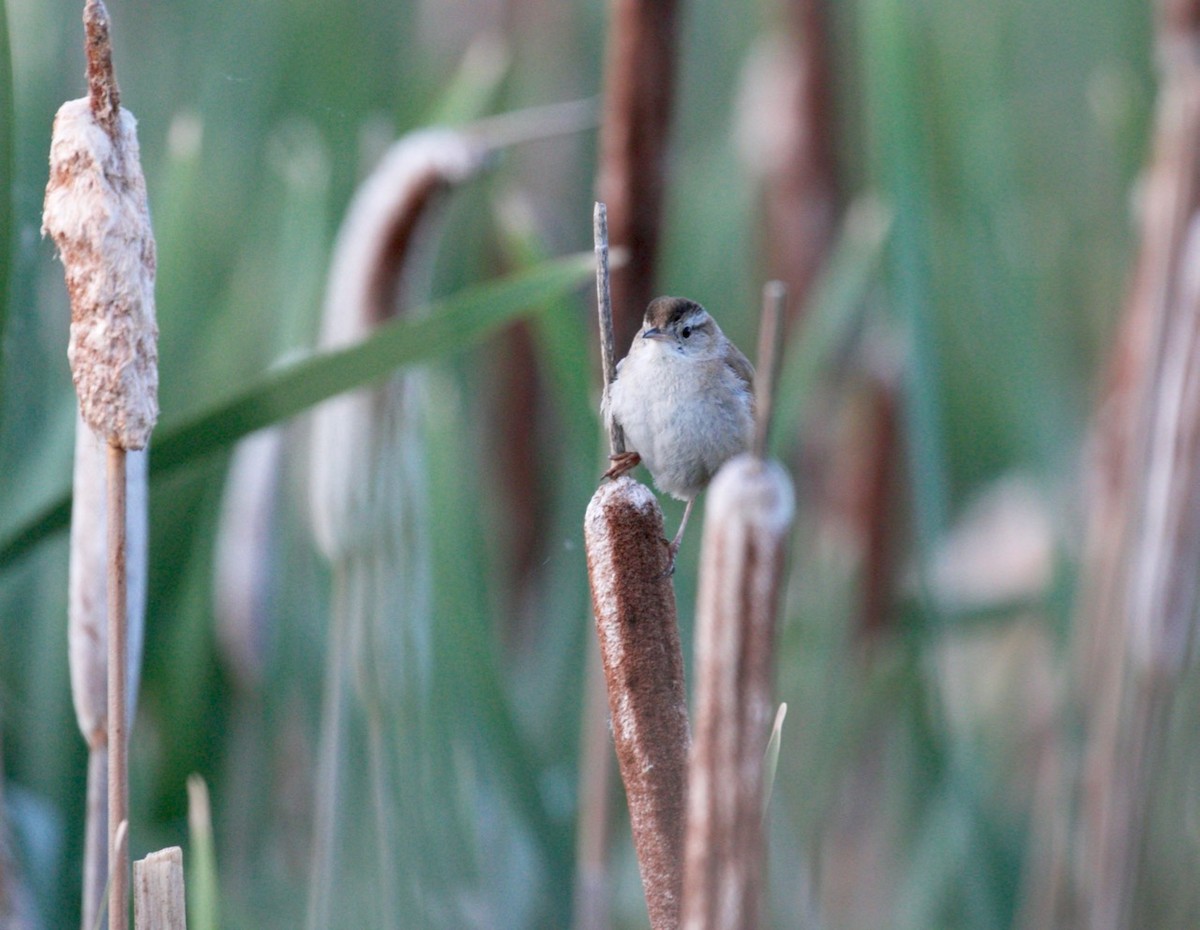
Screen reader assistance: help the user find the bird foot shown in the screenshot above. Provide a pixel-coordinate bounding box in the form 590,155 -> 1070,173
603,451 -> 641,481
661,536 -> 679,578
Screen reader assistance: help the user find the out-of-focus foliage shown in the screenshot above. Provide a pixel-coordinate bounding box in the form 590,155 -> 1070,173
0,0 -> 1173,927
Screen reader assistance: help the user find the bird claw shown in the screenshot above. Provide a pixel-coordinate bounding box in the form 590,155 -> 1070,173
659,536 -> 679,578
603,451 -> 641,481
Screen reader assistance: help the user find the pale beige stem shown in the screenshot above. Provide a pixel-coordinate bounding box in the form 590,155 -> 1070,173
132,847 -> 185,930
681,455 -> 794,930
108,444 -> 128,930
83,749 -> 108,930
753,282 -> 786,458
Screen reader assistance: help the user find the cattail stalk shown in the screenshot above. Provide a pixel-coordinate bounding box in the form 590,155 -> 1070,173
305,126 -> 493,930
107,443 -> 129,930
1072,3 -> 1200,927
583,200 -> 689,929
681,283 -> 794,930
43,4 -> 158,929
596,0 -> 682,353
70,411 -> 148,930
736,0 -> 839,322
584,480 -> 689,930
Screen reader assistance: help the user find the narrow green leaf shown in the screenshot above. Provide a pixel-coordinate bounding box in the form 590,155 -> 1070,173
0,253 -> 595,570
862,0 -> 949,562
152,251 -> 594,471
186,774 -> 220,930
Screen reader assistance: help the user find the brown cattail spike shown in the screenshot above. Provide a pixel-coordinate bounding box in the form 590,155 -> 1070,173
585,477 -> 689,930
682,454 -> 794,930
84,0 -> 120,137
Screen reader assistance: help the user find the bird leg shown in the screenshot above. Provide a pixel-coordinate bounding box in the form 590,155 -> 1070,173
604,450 -> 641,481
664,496 -> 696,574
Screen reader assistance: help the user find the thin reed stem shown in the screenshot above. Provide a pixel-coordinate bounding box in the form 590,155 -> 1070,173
596,0 -> 681,353
107,443 -> 128,930
754,282 -> 787,458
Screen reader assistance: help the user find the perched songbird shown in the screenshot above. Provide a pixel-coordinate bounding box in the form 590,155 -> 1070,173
603,296 -> 755,561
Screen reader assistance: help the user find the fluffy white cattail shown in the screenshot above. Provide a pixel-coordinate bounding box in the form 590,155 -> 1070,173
43,96 -> 158,450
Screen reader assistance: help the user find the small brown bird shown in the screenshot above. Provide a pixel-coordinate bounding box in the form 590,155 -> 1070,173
603,296 -> 755,561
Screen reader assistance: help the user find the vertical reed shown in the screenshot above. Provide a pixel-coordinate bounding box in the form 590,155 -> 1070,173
1075,2 -> 1200,926
583,202 -> 690,929
595,0 -> 682,353
680,285 -> 794,930
42,3 -> 158,927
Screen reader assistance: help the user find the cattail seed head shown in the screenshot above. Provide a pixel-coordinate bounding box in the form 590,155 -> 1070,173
43,96 -> 158,450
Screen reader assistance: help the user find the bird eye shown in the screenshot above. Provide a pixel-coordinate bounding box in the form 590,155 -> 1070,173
681,326 -> 692,339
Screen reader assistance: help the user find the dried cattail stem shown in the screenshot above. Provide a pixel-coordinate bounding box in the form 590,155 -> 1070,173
681,455 -> 794,930
753,282 -> 786,458
132,847 -> 185,930
735,0 -> 839,322
595,202 -> 624,455
70,408 -> 148,930
584,478 -> 689,930
43,14 -> 158,923
1072,6 -> 1200,928
596,0 -> 682,354
107,444 -> 129,930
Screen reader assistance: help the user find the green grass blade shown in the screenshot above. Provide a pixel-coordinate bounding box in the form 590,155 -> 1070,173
862,0 -> 949,562
186,774 -> 219,930
152,251 -> 594,471
0,252 -> 595,570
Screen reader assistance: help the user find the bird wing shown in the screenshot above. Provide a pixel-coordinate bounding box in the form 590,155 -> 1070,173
728,344 -> 755,393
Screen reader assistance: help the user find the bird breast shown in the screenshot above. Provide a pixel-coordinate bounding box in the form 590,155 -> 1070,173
607,344 -> 754,500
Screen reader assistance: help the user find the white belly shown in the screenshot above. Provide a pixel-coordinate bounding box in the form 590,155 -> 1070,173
608,348 -> 754,500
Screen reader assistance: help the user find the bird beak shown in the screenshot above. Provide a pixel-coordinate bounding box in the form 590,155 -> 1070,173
642,327 -> 668,341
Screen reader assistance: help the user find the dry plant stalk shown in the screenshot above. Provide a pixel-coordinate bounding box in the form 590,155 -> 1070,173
581,198 -> 689,929
680,285 -> 794,930
1071,3 -> 1200,927
680,460 -> 794,930
305,127 -> 492,930
308,128 -> 487,551
596,0 -> 682,354
584,478 -> 689,930
736,0 -> 839,321
573,201 -> 620,930
70,412 -> 148,930
43,6 -> 158,452
132,847 -> 185,930
42,5 -> 159,930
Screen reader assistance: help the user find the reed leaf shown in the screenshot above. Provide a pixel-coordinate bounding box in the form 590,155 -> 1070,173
0,252 -> 595,571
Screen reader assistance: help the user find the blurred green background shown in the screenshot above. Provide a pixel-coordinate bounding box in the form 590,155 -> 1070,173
0,0 -> 1166,927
